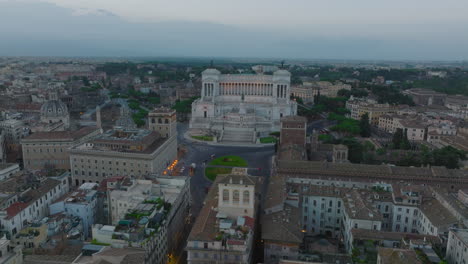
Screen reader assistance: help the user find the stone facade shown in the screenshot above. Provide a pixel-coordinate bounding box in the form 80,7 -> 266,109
346,97 -> 400,126
446,229 -> 468,264
148,107 -> 177,138
21,126 -> 101,171
190,69 -> 297,136
187,168 -> 257,264
403,88 -> 447,106
0,163 -> 20,181
70,128 -> 177,186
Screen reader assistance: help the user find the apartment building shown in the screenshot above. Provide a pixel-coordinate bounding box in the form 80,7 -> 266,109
93,176 -> 190,264
346,97 -> 400,125
446,229 -> 468,264
0,174 -> 70,238
49,183 -> 98,238
261,159 -> 468,263
186,168 -> 257,264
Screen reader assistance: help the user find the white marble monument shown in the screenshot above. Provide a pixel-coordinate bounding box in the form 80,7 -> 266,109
190,69 -> 297,140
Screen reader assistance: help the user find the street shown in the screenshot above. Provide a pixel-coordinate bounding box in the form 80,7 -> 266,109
173,123 -> 275,263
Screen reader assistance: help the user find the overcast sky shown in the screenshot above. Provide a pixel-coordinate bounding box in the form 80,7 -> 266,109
1,0 -> 467,60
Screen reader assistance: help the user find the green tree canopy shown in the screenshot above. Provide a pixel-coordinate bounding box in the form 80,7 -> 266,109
359,113 -> 371,137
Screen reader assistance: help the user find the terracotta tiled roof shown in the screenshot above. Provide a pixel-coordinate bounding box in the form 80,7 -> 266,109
6,202 -> 28,218
262,204 -> 302,244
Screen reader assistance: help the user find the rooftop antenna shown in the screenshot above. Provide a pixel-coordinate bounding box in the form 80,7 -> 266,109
280,60 -> 285,69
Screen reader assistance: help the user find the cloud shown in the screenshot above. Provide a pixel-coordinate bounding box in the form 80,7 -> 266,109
0,0 -> 466,60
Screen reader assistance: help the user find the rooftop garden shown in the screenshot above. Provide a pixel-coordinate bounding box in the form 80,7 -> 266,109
352,240 -> 378,264
125,211 -> 152,221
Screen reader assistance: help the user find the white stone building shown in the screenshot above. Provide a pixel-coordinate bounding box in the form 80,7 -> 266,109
190,69 -> 297,142
446,228 -> 468,264
0,164 -> 19,181
187,168 -> 257,264
0,120 -> 28,145
0,234 -> 22,264
94,176 -> 190,264
0,174 -> 70,238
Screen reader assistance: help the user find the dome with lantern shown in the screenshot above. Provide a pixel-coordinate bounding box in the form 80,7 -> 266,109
40,92 -> 70,129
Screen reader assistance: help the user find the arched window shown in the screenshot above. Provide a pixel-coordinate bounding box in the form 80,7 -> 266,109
233,190 -> 240,203
243,191 -> 250,204
151,118 -> 155,123
158,118 -> 162,124
165,119 -> 169,124
223,189 -> 229,202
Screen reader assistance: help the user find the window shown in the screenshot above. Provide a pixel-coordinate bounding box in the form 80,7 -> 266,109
243,191 -> 250,204
222,190 -> 229,202
233,190 -> 240,203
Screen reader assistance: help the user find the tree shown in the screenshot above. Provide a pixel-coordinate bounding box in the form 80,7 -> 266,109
400,132 -> 411,150
432,146 -> 467,169
392,128 -> 404,149
314,89 -> 321,104
331,119 -> 361,136
341,137 -> 364,163
359,113 -> 371,137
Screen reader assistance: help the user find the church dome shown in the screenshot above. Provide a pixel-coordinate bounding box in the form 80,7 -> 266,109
40,100 -> 68,118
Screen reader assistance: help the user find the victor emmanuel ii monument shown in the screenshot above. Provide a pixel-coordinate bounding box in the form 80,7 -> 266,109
190,68 -> 297,142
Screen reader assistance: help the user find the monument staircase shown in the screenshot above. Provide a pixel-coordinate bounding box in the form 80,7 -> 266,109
221,129 -> 254,143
